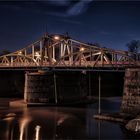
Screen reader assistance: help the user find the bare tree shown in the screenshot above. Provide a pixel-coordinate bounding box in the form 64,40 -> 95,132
0,50 -> 11,56
127,40 -> 140,60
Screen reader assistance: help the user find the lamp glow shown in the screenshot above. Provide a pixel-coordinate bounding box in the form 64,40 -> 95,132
80,47 -> 85,52
18,51 -> 22,55
54,35 -> 60,40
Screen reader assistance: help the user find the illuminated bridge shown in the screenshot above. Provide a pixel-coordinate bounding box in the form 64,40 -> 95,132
0,34 -> 139,69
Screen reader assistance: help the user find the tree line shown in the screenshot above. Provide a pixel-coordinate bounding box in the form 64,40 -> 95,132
126,40 -> 140,60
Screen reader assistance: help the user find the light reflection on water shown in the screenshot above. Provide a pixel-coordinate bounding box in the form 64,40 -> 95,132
34,125 -> 41,140
19,117 -> 31,140
0,98 -> 140,139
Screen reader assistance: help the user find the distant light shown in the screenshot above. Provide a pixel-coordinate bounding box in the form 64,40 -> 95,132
53,35 -> 60,40
18,51 -> 22,55
80,47 -> 85,52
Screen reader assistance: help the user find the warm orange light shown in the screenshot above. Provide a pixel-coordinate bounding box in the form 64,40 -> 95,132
80,47 -> 85,52
18,51 -> 22,55
54,35 -> 60,40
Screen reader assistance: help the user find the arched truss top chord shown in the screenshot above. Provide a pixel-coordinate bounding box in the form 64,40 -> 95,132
0,34 -> 139,68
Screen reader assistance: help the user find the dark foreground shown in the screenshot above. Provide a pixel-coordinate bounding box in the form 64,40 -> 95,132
0,97 -> 140,140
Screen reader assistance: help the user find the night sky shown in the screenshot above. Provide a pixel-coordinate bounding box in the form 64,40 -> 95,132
0,0 -> 140,52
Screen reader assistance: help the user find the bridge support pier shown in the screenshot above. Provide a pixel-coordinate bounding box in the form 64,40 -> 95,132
24,70 -> 88,105
121,67 -> 140,115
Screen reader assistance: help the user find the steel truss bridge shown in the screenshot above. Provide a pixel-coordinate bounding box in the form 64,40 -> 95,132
0,34 -> 139,69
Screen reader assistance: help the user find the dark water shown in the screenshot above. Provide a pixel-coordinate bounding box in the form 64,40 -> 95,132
0,97 -> 140,140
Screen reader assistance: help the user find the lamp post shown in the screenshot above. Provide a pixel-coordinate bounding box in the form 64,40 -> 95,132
54,72 -> 58,104
98,74 -> 101,114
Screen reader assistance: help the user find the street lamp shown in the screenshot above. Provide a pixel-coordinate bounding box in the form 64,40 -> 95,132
53,35 -> 60,41
98,74 -> 101,114
18,51 -> 22,55
80,47 -> 85,52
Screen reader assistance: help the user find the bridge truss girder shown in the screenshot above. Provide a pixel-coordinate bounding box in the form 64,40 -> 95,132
0,34 -> 139,68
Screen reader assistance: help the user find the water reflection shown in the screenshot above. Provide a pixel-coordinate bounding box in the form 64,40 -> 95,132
34,125 -> 41,140
2,115 -> 15,140
0,98 -> 140,139
19,117 -> 31,140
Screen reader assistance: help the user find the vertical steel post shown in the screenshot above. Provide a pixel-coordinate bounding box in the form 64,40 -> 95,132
11,56 -> 13,66
98,121 -> 101,140
66,42 -> 71,64
60,43 -> 63,57
90,47 -> 92,65
112,53 -> 114,62
115,54 -> 117,66
47,39 -> 53,65
32,45 -> 34,59
24,72 -> 28,103
101,51 -> 103,67
63,44 -> 66,56
40,41 -> 43,57
70,41 -> 73,65
88,71 -> 91,98
53,45 -> 55,60
40,41 -> 43,66
41,38 -> 47,65
54,72 -> 58,104
45,48 -> 47,58
98,74 -> 101,114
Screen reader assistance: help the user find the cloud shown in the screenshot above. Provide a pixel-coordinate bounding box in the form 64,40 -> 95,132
67,0 -> 93,16
1,0 -> 93,18
46,0 -> 93,17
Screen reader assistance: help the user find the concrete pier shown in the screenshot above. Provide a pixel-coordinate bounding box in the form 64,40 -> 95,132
121,68 -> 140,115
24,71 -> 88,105
94,68 -> 140,129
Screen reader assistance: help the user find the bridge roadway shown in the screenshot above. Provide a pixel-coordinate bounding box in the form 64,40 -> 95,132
0,65 -> 126,72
